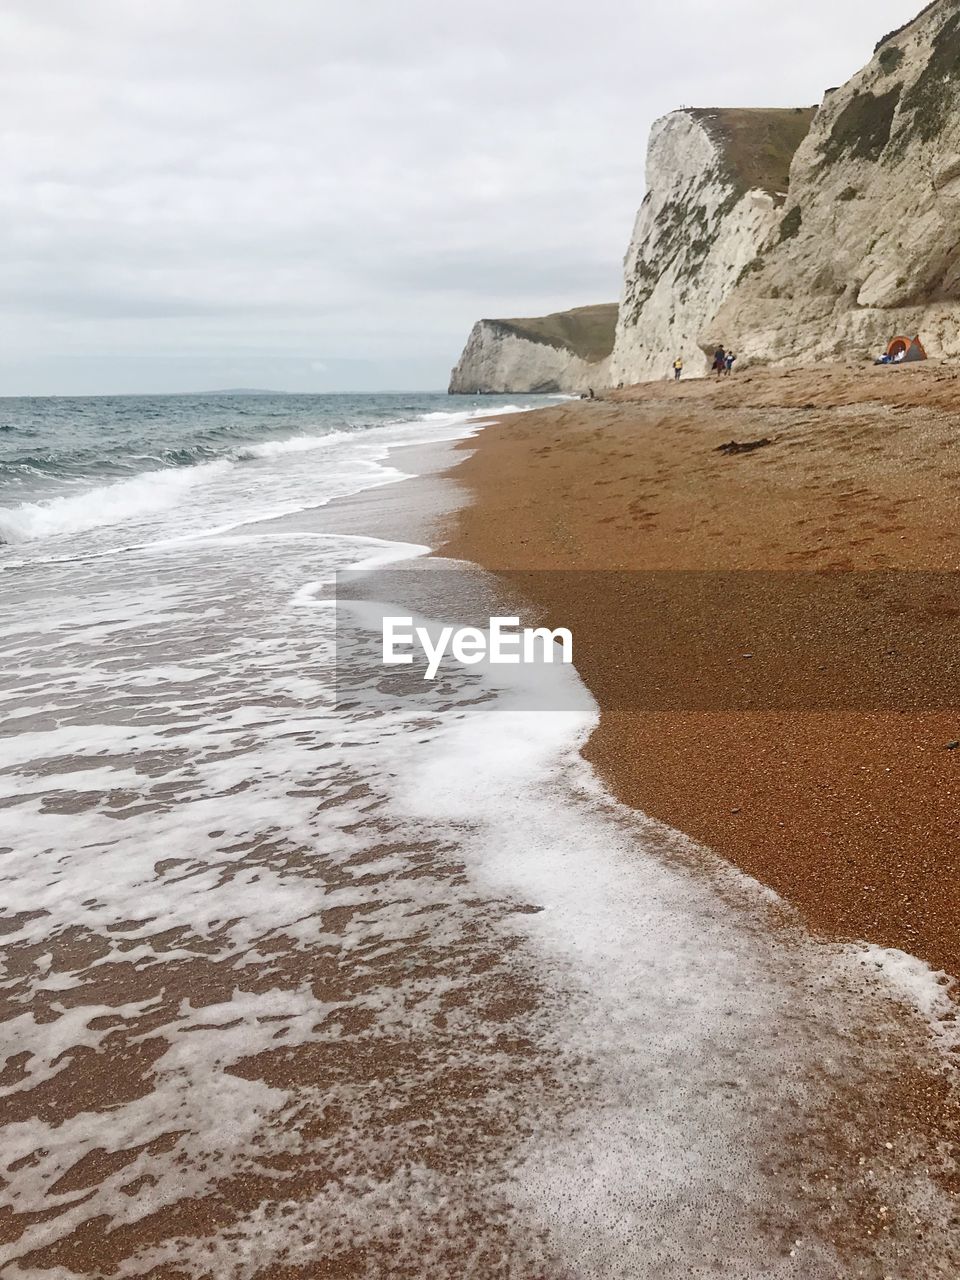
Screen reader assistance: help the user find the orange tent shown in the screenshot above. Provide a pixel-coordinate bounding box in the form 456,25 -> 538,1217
886,335 -> 927,362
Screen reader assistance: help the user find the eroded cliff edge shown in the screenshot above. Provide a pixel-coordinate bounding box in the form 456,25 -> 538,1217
449,0 -> 958,389
448,108 -> 814,392
608,107 -> 815,384
448,304 -> 617,395
713,1 -> 960,364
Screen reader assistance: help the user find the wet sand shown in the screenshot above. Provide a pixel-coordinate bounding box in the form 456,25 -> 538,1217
4,409 -> 960,1277
442,363 -> 960,977
0,451 -> 564,1277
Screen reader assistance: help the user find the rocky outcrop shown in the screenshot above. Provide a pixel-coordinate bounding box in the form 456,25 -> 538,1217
448,304 -> 617,395
712,0 -> 960,365
609,108 -> 815,384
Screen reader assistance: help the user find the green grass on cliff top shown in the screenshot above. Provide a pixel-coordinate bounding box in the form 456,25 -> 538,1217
490,303 -> 619,363
690,107 -> 818,198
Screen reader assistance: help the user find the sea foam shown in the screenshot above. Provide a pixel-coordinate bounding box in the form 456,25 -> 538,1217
0,402 -> 515,548
0,460 -> 234,543
3,402 -> 957,1276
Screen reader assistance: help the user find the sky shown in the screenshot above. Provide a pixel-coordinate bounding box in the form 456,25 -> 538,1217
0,0 -> 916,395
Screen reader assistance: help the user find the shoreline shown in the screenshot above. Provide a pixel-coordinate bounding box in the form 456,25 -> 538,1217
316,426 -> 960,1269
440,362 -> 960,978
348,413 -> 960,1264
5,403 -> 959,1272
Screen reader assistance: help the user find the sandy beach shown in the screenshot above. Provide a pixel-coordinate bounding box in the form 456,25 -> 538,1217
443,362 -> 960,977
4,394 -> 960,1276
11,1 -> 960,1272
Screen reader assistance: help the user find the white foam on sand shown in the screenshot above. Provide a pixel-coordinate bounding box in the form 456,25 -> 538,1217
316,607 -> 960,1277
1,452 -> 959,1275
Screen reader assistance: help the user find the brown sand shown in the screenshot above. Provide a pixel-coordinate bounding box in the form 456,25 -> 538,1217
443,362 -> 960,977
4,392 -> 960,1274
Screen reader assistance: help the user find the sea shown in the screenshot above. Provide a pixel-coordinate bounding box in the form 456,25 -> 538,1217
1,391 -> 959,1278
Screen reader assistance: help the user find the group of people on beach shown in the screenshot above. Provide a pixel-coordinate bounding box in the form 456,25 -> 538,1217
671,348 -> 736,381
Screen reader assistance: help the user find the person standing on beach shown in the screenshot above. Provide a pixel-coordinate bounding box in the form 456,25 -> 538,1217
673,357 -> 683,381
724,352 -> 736,376
713,346 -> 726,377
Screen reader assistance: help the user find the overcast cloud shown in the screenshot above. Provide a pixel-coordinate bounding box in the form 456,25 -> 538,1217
0,0 -> 913,394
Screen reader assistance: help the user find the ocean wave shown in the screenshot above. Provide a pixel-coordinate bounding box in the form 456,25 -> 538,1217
0,433 -> 357,543
417,404 -> 526,422
0,404 -> 525,545
234,431 -> 352,459
0,443 -> 225,485
0,461 -> 233,544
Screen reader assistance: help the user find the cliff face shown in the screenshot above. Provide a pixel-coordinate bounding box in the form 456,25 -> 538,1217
609,108 -> 815,384
713,0 -> 960,364
448,304 -> 617,394
452,1 -> 957,388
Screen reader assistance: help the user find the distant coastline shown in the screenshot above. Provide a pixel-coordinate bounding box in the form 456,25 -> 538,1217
193,387 -> 288,396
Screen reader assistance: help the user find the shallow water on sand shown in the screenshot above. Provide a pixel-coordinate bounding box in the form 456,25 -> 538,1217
1,398 -> 959,1277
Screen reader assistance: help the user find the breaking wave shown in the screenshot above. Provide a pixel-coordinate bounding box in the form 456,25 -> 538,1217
0,398 -> 536,546
234,431 -> 354,459
0,462 -> 235,544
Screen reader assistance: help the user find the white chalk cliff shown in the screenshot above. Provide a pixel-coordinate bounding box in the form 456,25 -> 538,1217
448,305 -> 617,395
450,1 -> 957,390
713,1 -> 960,364
609,108 -> 816,384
